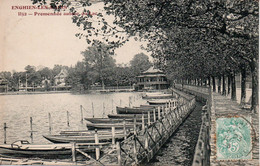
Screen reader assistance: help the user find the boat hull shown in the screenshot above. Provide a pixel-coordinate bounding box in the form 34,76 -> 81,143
43,134 -> 126,143
116,106 -> 159,114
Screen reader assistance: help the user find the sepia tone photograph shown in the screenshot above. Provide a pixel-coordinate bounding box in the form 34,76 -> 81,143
0,0 -> 259,165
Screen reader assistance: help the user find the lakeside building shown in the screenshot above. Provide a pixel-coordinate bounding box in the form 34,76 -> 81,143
54,68 -> 68,86
136,67 -> 169,91
0,76 -> 8,92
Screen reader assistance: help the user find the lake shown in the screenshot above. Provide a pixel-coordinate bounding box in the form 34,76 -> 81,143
0,92 -> 147,144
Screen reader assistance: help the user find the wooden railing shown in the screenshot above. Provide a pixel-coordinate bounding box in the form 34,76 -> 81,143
87,90 -> 197,165
175,84 -> 212,166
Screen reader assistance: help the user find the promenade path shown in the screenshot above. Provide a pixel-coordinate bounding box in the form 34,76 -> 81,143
176,85 -> 259,166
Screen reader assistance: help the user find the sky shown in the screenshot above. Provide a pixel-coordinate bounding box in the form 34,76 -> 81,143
0,0 -> 151,72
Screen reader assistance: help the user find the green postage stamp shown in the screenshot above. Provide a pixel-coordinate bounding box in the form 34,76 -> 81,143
216,117 -> 252,160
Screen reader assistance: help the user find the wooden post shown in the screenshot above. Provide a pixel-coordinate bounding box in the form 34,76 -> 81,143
30,117 -> 33,143
112,126 -> 115,145
129,96 -> 131,107
142,113 -> 145,130
153,109 -> 156,122
94,129 -> 100,160
134,115 -> 137,135
148,111 -> 151,126
4,123 -> 7,144
161,106 -> 164,117
71,142 -> 76,162
92,102 -> 94,118
80,105 -> 83,123
144,125 -> 149,150
112,99 -> 114,114
116,142 -> 121,165
48,113 -> 52,134
123,119 -> 127,140
158,106 -> 161,120
133,115 -> 137,163
67,111 -> 70,127
102,102 -> 105,118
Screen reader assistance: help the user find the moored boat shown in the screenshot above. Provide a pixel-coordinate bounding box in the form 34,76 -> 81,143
0,140 -> 95,157
60,129 -> 128,136
147,98 -> 178,106
107,113 -> 153,120
43,134 -> 127,143
84,118 -> 133,124
86,122 -> 141,130
142,93 -> 173,99
116,106 -> 159,114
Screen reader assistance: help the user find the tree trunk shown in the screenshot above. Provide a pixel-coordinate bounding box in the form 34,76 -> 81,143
208,76 -> 211,87
240,65 -> 246,106
231,72 -> 236,101
222,74 -> 226,96
250,59 -> 258,113
200,78 -> 203,86
218,76 -> 221,93
212,76 -> 216,92
228,75 -> 231,95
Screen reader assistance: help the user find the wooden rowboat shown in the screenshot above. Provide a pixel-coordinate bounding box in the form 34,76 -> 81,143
43,134 -> 126,143
142,93 -> 173,99
147,98 -> 178,105
60,129 -> 128,136
116,106 -> 159,114
107,113 -> 154,120
84,118 -> 133,124
86,122 -> 141,130
0,140 -> 95,157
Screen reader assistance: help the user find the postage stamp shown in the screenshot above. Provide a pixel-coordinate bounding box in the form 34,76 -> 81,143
216,116 -> 252,160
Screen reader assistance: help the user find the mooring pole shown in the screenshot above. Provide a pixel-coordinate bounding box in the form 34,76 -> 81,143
123,119 -> 127,140
67,111 -> 70,127
158,106 -> 161,120
48,113 -> 52,134
128,96 -> 131,107
144,125 -> 149,150
111,99 -> 114,114
148,111 -> 151,126
142,113 -> 145,130
80,105 -> 83,123
153,109 -> 156,122
30,117 -> 33,143
72,142 -> 76,162
112,126 -> 115,145
102,102 -> 105,118
4,123 -> 7,144
133,115 -> 138,163
116,142 -> 121,165
92,102 -> 94,118
94,129 -> 100,160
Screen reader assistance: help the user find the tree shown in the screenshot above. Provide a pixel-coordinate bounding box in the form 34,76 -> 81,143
81,40 -> 116,89
130,53 -> 152,76
31,0 -> 258,112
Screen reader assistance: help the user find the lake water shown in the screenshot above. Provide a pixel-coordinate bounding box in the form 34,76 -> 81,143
0,92 -> 147,144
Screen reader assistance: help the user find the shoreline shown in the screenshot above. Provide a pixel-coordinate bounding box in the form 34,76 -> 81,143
0,91 -> 71,95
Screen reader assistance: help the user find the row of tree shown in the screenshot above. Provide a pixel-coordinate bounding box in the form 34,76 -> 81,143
66,42 -> 152,90
0,51 -> 152,91
31,0 -> 258,112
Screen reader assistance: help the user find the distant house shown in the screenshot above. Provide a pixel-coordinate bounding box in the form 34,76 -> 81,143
0,75 -> 8,92
54,68 -> 68,86
136,67 -> 169,90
